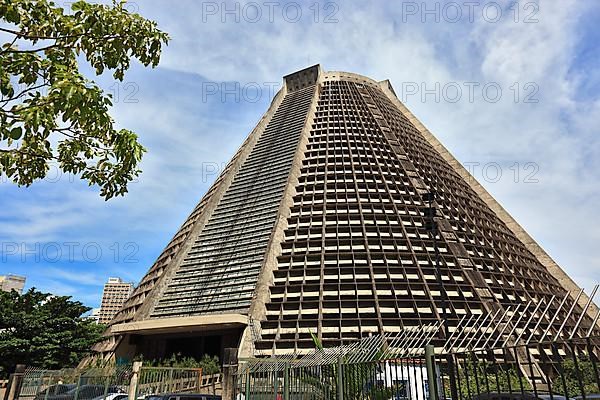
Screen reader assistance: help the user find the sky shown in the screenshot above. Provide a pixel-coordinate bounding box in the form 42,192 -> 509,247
1,0 -> 599,309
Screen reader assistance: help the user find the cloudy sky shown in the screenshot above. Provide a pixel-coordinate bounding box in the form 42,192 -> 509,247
1,0 -> 599,309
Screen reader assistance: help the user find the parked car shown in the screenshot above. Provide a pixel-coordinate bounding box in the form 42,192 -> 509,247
145,394 -> 221,400
91,393 -> 129,400
537,394 -> 573,400
473,393 -> 575,400
35,385 -> 77,400
46,385 -> 123,400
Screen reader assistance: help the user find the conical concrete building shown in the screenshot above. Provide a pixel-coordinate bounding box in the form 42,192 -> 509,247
96,65 -> 598,362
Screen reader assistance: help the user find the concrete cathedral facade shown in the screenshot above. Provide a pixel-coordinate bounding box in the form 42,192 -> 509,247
93,66 -> 598,364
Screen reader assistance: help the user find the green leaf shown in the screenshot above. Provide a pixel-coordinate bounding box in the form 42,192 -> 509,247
0,0 -> 169,199
9,127 -> 22,140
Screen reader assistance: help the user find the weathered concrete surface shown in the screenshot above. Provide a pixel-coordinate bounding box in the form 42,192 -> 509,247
379,80 -> 599,321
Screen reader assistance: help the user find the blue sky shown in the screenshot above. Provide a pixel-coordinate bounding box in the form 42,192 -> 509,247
1,0 -> 599,309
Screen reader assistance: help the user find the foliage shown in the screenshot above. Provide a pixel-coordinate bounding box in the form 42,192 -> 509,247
446,357 -> 531,399
557,356 -> 600,396
369,386 -> 396,400
449,353 -> 600,398
0,288 -> 105,378
307,331 -> 382,399
197,354 -> 221,375
309,330 -> 323,351
135,353 -> 221,374
0,0 -> 169,199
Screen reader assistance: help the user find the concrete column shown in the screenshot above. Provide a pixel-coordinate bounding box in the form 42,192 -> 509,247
337,357 -> 343,400
128,361 -> 142,400
222,347 -> 238,400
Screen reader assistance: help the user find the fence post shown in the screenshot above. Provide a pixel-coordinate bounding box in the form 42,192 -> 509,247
44,375 -> 51,400
73,374 -> 83,400
447,354 -> 459,400
425,345 -> 439,400
223,347 -> 238,400
103,373 -> 110,397
245,371 -> 251,400
196,369 -> 202,393
128,361 -> 142,400
5,365 -> 26,400
337,357 -> 343,400
283,363 -> 289,400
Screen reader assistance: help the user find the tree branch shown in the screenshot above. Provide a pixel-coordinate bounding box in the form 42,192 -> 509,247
0,36 -> 19,55
5,42 -> 63,54
56,128 -> 112,151
0,83 -> 48,105
0,26 -> 87,40
2,29 -> 125,54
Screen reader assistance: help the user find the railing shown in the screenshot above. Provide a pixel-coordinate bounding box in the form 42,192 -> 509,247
11,365 -> 208,400
234,335 -> 600,400
199,374 -> 222,395
235,355 -> 430,399
16,366 -> 131,400
437,336 -> 600,400
136,367 -> 203,397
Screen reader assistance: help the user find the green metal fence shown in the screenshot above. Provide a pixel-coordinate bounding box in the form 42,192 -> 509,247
235,356 -> 430,400
437,336 -> 600,400
234,325 -> 442,400
233,332 -> 600,400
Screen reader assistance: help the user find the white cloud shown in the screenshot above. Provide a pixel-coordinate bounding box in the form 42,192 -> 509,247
41,267 -> 103,286
3,0 -> 598,302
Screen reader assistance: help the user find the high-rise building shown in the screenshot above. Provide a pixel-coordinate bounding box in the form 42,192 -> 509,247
98,277 -> 133,325
83,308 -> 101,323
0,274 -> 26,294
94,66 -> 598,362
